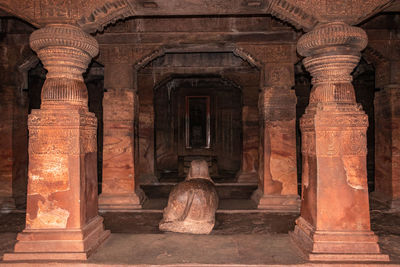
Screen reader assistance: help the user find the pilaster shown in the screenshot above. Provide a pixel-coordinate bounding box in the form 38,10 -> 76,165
0,43 -> 30,212
241,44 -> 299,211
372,83 -> 400,211
289,22 -> 388,261
0,83 -> 16,212
3,24 -> 110,261
98,48 -> 147,211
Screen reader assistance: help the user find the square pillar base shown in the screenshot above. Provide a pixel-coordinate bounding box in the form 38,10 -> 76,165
251,189 -> 300,212
289,217 -> 389,262
3,216 -> 110,261
99,190 -> 146,212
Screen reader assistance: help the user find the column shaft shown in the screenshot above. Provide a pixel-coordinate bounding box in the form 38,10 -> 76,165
99,63 -> 145,210
236,105 -> 259,183
373,84 -> 400,210
252,64 -> 299,212
0,44 -> 29,212
0,85 -> 16,211
4,24 -> 109,261
290,22 -> 388,261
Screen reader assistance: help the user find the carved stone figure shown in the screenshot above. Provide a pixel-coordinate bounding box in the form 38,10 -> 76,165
159,160 -> 218,234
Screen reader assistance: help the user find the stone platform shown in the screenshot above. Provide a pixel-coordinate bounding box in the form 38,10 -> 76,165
0,209 -> 399,266
141,182 -> 257,200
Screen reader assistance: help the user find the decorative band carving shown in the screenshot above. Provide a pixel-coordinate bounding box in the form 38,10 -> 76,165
28,110 -> 97,128
301,129 -> 367,157
297,22 -> 368,57
41,78 -> 88,107
30,24 -> 98,58
300,112 -> 368,130
29,24 -> 99,108
304,54 -> 360,104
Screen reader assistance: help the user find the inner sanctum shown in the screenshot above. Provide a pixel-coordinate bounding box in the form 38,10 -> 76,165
1,0 -> 400,265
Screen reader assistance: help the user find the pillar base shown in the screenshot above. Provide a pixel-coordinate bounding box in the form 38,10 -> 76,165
251,189 -> 300,212
0,196 -> 16,213
99,191 -> 146,212
370,192 -> 400,212
3,216 -> 110,261
289,217 -> 389,262
236,171 -> 258,183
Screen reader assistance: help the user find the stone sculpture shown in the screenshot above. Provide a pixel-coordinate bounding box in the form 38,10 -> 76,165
159,160 -> 219,234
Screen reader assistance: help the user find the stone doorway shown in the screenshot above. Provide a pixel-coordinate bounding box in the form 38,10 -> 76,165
154,76 -> 242,181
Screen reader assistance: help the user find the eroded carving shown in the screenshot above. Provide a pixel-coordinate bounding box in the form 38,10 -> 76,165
291,20 -> 387,261
159,160 -> 218,234
30,24 -> 98,108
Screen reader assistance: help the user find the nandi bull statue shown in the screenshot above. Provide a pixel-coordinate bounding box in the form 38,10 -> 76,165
159,160 -> 219,234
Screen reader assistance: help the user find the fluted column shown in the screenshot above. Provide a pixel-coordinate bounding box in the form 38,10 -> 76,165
251,64 -> 299,212
99,60 -> 145,211
289,22 -> 388,261
4,24 -> 110,261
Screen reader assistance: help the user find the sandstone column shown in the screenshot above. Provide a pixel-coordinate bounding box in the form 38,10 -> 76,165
4,24 -> 110,261
0,44 -> 30,212
99,56 -> 145,211
0,71 -> 17,212
290,22 -> 388,261
236,105 -> 259,183
372,60 -> 400,211
252,63 -> 299,211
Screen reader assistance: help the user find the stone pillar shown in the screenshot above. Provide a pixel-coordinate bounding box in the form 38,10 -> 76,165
4,24 -> 110,261
251,64 -> 299,212
290,22 -> 388,261
0,44 -> 29,212
236,105 -> 259,183
369,54 -> 400,211
0,85 -> 17,212
99,61 -> 145,211
373,82 -> 400,210
0,46 -> 16,210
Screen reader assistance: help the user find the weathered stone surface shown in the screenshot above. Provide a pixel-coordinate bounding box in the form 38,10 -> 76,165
373,85 -> 400,211
0,42 -> 30,212
290,22 -> 388,262
363,27 -> 400,212
99,87 -> 145,211
0,0 -> 398,264
0,85 -> 15,212
3,24 -> 109,261
135,53 -> 259,182
237,106 -> 259,183
160,160 -> 218,234
252,82 -> 299,212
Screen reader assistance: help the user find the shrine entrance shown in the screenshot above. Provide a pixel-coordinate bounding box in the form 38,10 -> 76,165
154,76 -> 242,181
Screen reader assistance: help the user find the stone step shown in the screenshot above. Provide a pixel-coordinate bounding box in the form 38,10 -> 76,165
141,198 -> 258,212
140,182 -> 257,199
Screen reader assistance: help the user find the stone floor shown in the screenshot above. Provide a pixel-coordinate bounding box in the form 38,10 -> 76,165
0,206 -> 399,266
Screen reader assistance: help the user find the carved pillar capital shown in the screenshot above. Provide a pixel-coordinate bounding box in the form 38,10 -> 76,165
30,24 -> 98,109
291,21 -> 388,261
297,22 -> 368,109
5,25 -> 109,261
297,22 -> 367,57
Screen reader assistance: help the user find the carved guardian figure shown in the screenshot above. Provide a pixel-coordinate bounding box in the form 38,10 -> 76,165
159,160 -> 219,234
